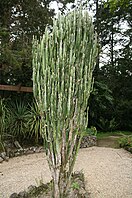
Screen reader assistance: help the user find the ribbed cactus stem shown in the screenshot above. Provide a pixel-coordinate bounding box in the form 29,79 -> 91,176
32,9 -> 97,198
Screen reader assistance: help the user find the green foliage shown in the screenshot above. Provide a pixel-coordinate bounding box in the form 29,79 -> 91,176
0,0 -> 131,134
116,100 -> 132,131
71,181 -> 80,190
1,0 -> 131,133
0,0 -> 76,85
105,0 -> 130,12
27,100 -> 42,143
0,98 -> 6,151
0,98 -> 12,151
0,98 -> 43,144
85,126 -> 97,136
98,117 -> 118,132
86,0 -> 132,132
8,100 -> 29,140
89,81 -> 115,131
119,135 -> 132,148
0,99 -> 6,135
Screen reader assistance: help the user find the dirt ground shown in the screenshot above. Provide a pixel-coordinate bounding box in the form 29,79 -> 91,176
0,147 -> 132,198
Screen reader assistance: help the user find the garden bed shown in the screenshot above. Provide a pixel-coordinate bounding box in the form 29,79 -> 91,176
10,172 -> 89,198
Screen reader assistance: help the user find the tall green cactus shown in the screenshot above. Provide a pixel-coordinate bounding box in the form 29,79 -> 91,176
32,9 -> 97,198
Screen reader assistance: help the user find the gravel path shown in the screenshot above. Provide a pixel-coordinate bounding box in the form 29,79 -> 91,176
0,147 -> 132,198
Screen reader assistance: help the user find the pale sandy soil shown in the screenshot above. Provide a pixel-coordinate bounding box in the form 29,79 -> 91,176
0,147 -> 132,198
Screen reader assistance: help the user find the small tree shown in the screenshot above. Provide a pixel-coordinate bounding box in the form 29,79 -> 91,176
32,9 -> 97,198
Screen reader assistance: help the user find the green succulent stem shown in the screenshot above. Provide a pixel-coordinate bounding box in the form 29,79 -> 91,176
33,8 -> 97,198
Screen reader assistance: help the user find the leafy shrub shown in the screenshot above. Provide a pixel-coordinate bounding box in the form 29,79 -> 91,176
85,126 -> 97,136
88,81 -> 115,131
119,135 -> 132,148
98,117 -> 118,132
116,100 -> 132,131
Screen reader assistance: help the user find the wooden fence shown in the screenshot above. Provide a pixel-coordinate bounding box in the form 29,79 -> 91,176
0,84 -> 33,93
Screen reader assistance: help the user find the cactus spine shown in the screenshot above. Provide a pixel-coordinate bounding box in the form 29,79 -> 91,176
32,9 -> 97,198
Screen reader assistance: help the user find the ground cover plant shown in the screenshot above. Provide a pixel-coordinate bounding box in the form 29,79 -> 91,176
118,135 -> 132,152
32,8 -> 97,198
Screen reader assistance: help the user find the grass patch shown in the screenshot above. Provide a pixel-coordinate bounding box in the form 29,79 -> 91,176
97,131 -> 132,139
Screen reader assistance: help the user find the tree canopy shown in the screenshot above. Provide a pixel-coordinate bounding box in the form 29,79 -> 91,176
0,0 -> 74,85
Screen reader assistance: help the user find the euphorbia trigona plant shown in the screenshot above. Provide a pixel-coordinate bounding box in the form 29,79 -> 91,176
32,9 -> 97,198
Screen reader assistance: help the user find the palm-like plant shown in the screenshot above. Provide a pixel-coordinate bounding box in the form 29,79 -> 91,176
28,100 -> 42,143
8,100 -> 29,140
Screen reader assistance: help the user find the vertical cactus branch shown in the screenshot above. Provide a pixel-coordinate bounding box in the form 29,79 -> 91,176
32,9 -> 97,198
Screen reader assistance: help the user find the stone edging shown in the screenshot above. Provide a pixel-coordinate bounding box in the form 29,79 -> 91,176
0,136 -> 97,163
0,146 -> 45,163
